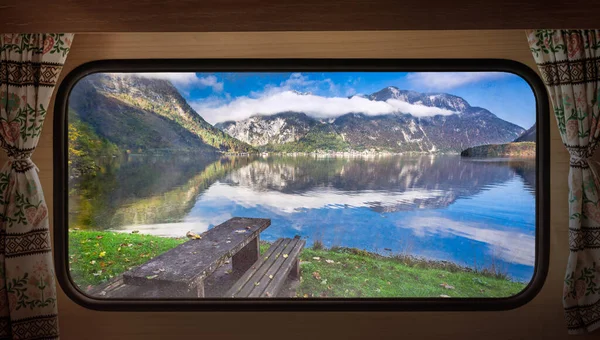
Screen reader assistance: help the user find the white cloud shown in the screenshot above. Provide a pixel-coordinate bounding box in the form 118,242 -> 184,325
192,90 -> 456,124
345,88 -> 357,96
398,216 -> 535,266
406,72 -> 508,90
196,75 -> 224,92
130,72 -> 224,92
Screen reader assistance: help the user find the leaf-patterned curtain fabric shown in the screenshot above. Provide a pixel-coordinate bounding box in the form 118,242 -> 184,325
526,29 -> 600,334
0,34 -> 73,340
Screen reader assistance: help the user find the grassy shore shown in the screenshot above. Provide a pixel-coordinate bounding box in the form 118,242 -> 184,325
69,231 -> 526,297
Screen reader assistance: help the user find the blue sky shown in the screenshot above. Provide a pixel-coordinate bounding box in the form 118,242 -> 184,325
134,71 -> 536,128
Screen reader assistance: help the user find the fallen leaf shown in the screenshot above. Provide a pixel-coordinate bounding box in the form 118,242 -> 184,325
440,283 -> 455,290
325,259 -> 335,264
146,275 -> 158,279
265,292 -> 272,297
321,279 -> 327,285
99,251 -> 106,258
186,231 -> 202,240
234,229 -> 247,234
152,268 -> 165,274
92,270 -> 103,276
96,235 -> 103,239
312,257 -> 321,261
303,294 -> 309,298
312,272 -> 321,280
440,294 -> 451,298
269,275 -> 273,279
226,241 -> 231,244
264,256 -> 269,260
283,254 -> 289,258
254,282 -> 260,286
90,260 -> 96,265
117,247 -> 121,252
225,260 -> 230,264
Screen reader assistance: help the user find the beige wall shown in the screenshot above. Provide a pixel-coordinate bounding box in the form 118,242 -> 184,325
36,30 -> 580,339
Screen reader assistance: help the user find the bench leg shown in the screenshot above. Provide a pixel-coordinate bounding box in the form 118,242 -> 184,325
193,281 -> 205,298
289,256 -> 300,280
232,237 -> 259,273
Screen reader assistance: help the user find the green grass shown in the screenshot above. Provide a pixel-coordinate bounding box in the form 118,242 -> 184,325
69,231 -> 526,298
68,230 -> 186,289
291,246 -> 526,298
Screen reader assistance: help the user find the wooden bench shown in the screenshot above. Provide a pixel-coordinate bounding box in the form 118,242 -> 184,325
225,236 -> 305,298
121,217 -> 271,297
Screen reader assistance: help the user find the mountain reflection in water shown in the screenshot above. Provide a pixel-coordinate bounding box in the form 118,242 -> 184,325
68,153 -> 536,282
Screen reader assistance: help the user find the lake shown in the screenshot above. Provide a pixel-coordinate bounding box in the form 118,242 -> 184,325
68,153 -> 536,283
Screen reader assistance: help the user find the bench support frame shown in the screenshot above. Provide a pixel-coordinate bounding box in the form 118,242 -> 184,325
232,237 -> 260,273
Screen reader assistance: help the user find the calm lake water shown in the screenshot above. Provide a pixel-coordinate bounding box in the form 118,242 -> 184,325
68,153 -> 536,282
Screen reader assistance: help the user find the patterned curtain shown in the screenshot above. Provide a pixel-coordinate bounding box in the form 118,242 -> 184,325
0,34 -> 73,340
526,29 -> 600,334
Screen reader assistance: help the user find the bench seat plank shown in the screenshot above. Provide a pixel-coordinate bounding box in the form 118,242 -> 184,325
235,239 -> 289,297
122,217 -> 270,293
249,238 -> 304,297
226,237 -> 305,298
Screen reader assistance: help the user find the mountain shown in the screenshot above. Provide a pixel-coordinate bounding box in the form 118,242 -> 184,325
514,123 -> 536,142
368,88 -> 471,112
69,73 -> 255,153
215,112 -> 318,146
216,86 -> 525,153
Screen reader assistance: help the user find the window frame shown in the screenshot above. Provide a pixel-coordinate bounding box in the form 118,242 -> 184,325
53,58 -> 550,311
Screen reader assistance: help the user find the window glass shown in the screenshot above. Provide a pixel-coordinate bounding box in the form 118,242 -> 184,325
65,70 -> 538,300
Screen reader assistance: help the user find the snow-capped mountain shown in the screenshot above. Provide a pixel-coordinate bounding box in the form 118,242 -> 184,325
214,86 -> 525,153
